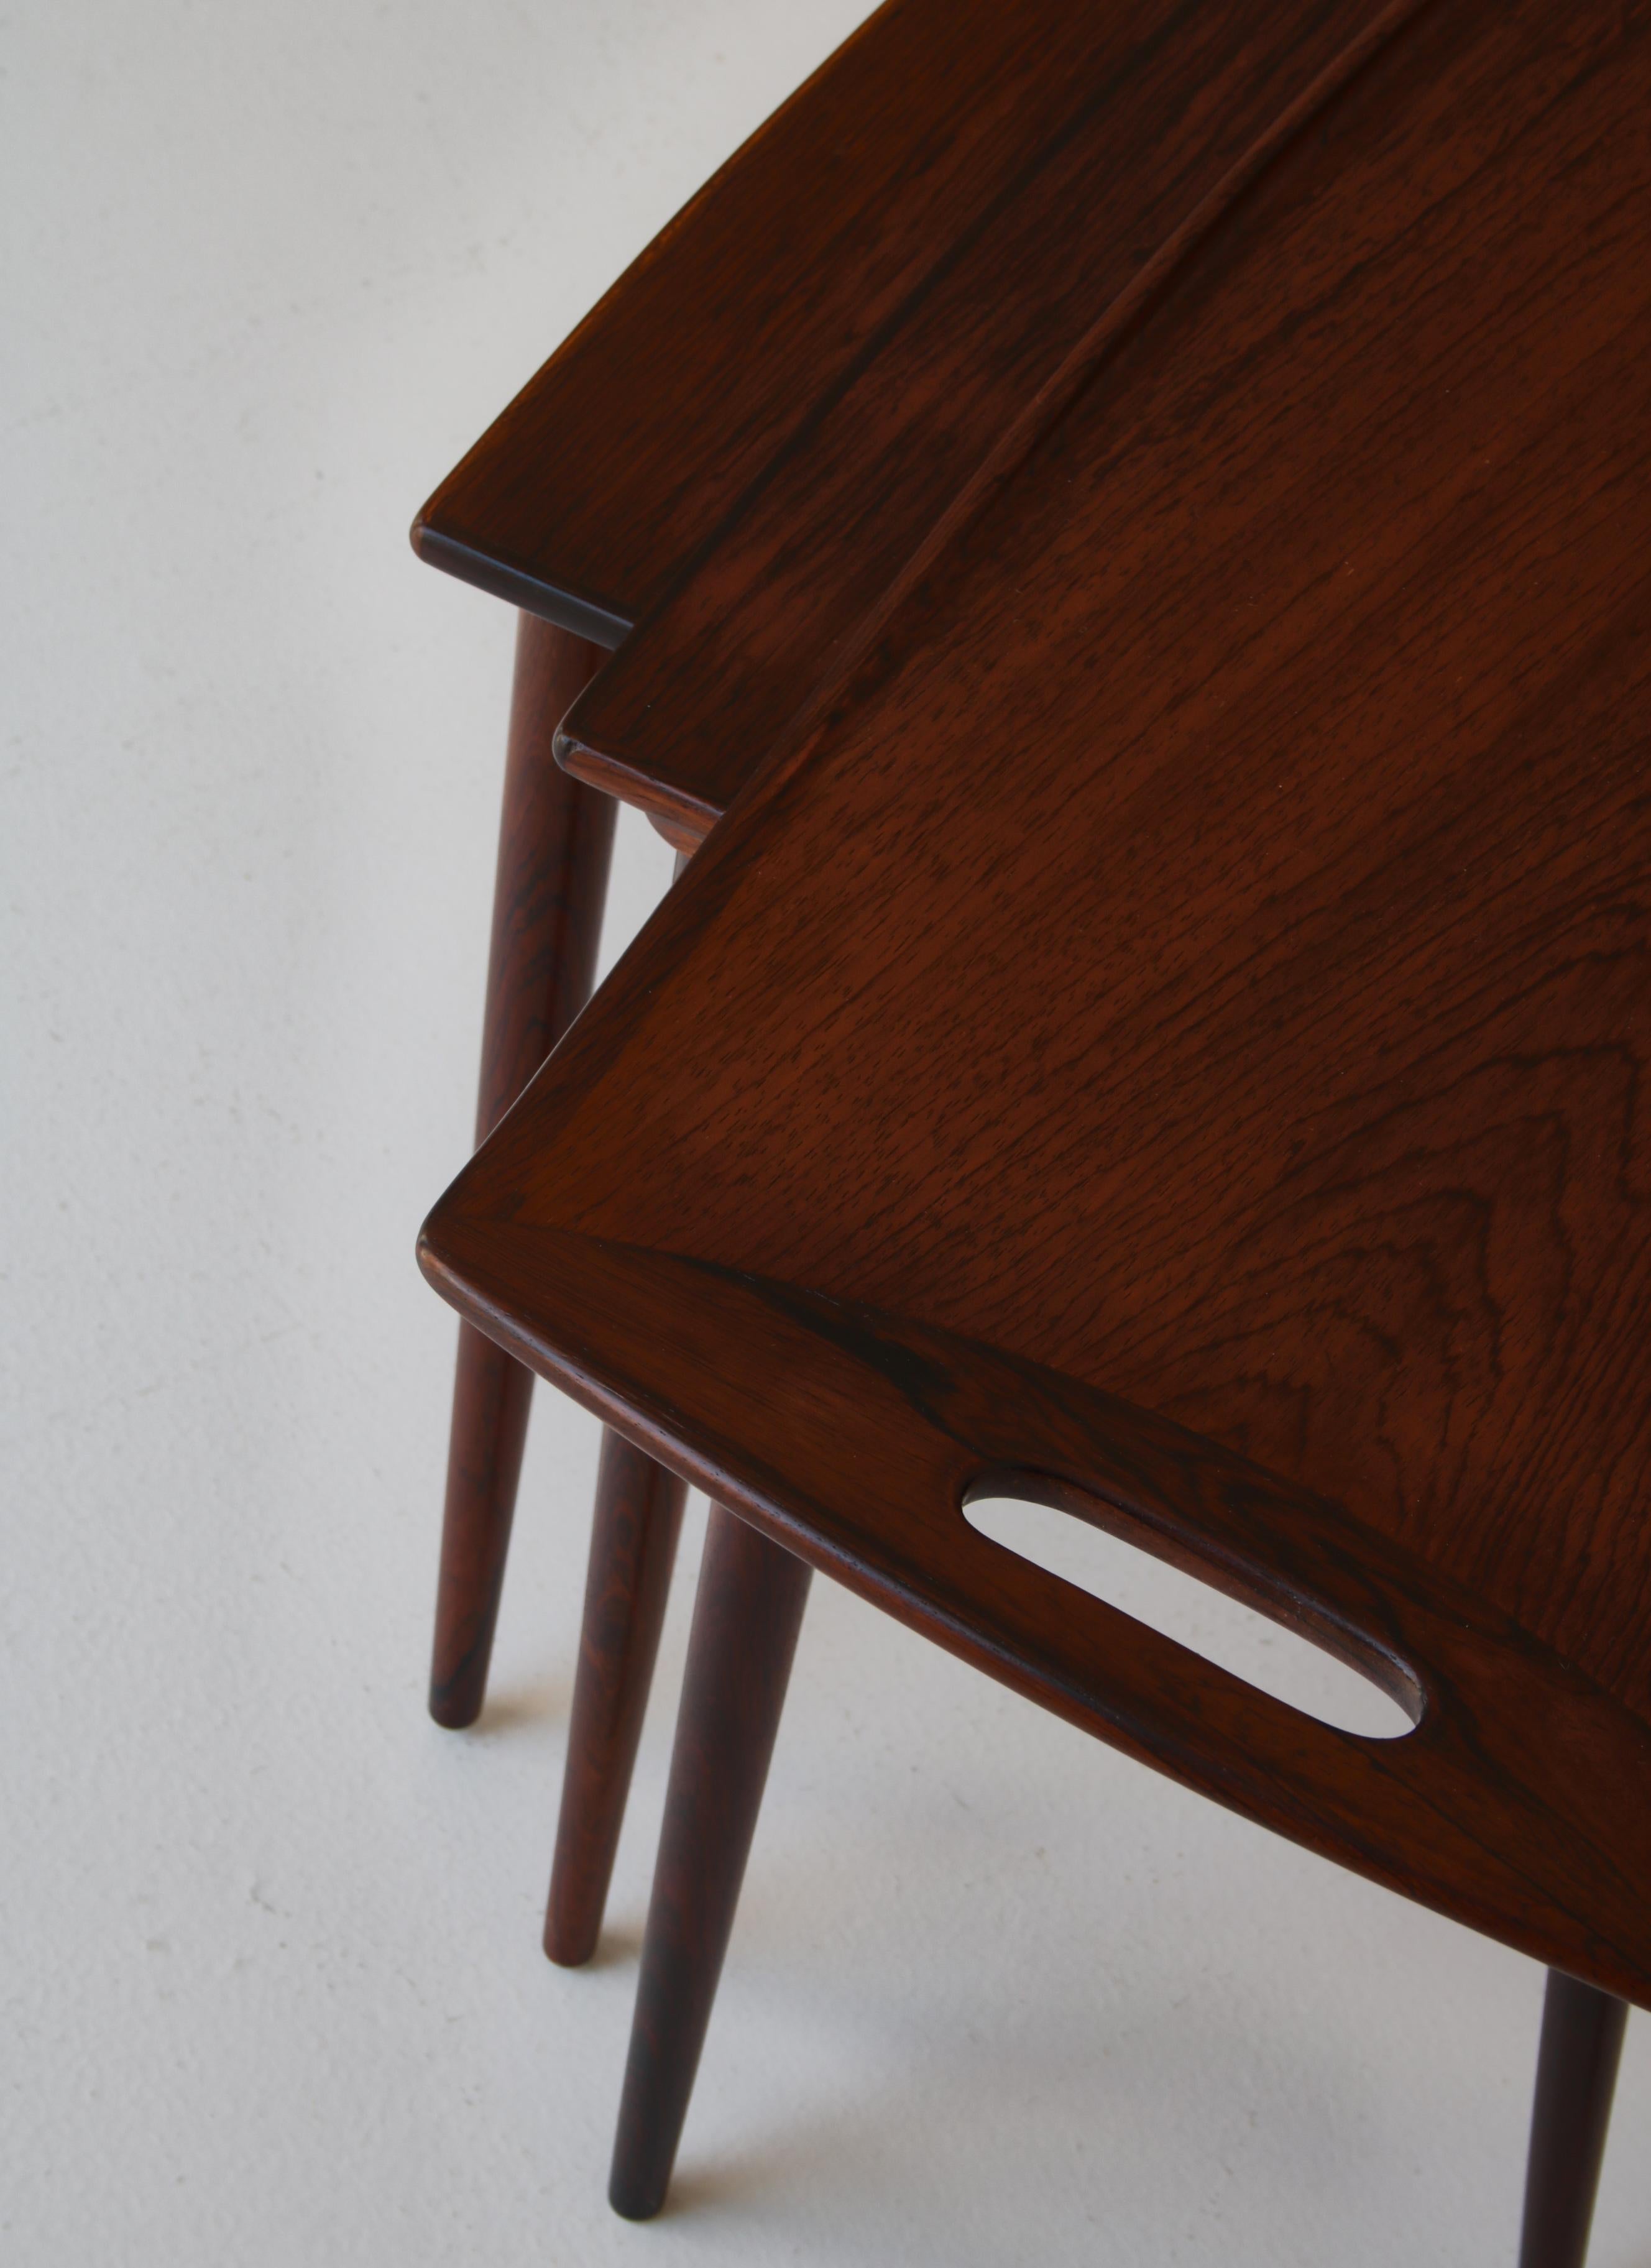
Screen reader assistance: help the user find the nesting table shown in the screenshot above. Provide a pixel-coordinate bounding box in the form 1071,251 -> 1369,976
413,0 -> 1651,2257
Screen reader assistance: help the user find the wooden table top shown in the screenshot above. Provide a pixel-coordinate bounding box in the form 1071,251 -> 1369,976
420,0 -> 1651,2003
414,0 -> 1397,844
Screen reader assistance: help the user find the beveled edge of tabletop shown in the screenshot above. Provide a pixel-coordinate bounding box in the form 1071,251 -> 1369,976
412,0 -> 1405,845
418,1185 -> 1651,2013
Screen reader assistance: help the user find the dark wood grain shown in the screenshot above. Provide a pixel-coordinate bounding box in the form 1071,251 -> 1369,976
555,0 -> 1410,839
428,615 -> 610,1727
425,1226 -> 1651,2003
1520,1973 -> 1628,2268
545,1428 -> 688,1967
423,0 -> 1651,2008
607,1504 -> 812,2221
413,0 -> 1394,840
433,1333 -> 537,1729
540,845 -> 702,1956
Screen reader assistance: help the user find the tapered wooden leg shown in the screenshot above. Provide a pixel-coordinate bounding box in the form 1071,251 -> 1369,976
545,1431 -> 689,1964
609,1505 -> 813,2220
1518,1969 -> 1628,2268
429,613 -> 615,1729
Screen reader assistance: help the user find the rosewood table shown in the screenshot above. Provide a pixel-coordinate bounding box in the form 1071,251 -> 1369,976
417,0 -> 1651,2256
415,0 -> 1406,1966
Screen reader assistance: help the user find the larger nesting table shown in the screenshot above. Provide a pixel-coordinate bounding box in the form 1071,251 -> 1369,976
416,0 -> 1651,2256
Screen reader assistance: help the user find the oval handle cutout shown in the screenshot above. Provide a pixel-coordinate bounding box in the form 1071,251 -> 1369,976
963,1488 -> 1415,1740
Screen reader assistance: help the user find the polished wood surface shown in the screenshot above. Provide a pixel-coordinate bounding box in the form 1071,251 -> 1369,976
414,0 -> 1396,842
423,0 -> 1651,2014
1520,1973 -> 1628,2268
430,618 -> 695,1944
545,1428 -> 687,1967
429,615 -> 610,1727
607,1504 -> 812,2221
542,855 -> 698,1961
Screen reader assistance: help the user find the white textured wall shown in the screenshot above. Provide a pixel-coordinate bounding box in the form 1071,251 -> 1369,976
4,2 -> 1647,2261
